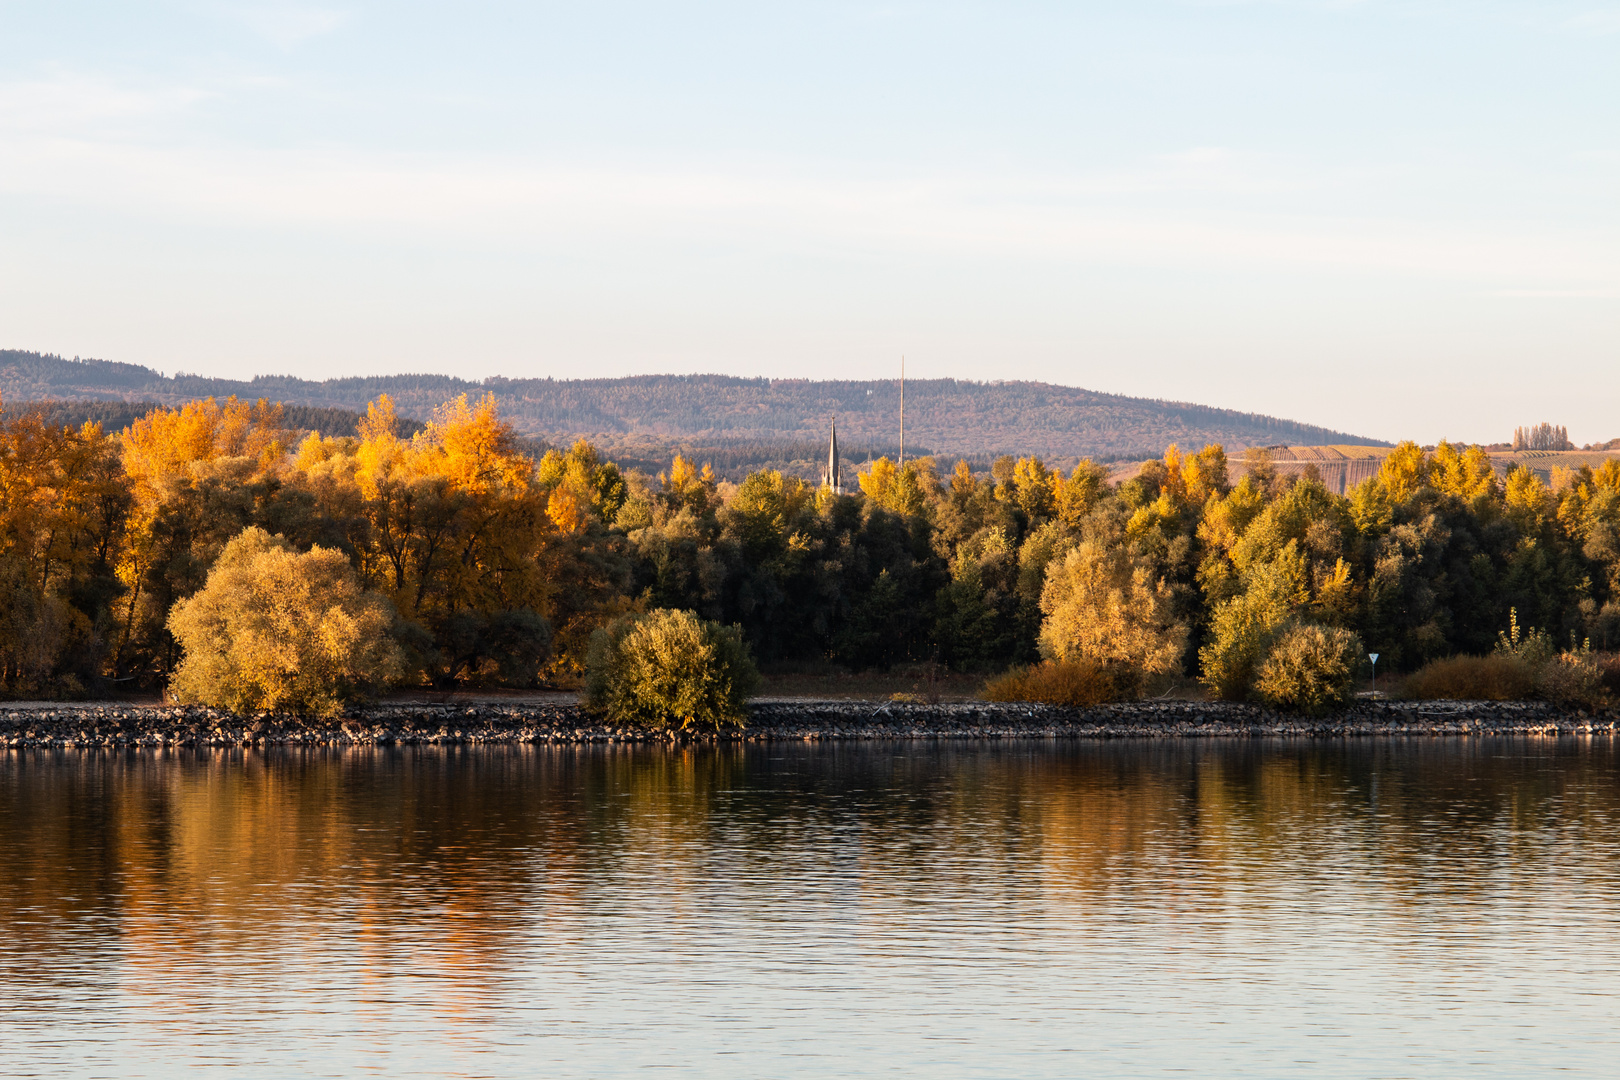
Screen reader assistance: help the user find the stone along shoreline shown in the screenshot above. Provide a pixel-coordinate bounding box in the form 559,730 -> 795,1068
0,699 -> 1614,748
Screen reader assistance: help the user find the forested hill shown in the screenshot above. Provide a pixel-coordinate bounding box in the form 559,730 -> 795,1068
0,350 -> 1383,458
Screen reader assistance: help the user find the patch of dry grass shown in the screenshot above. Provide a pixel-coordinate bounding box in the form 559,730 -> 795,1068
1401,654 -> 1537,701
982,660 -> 1141,707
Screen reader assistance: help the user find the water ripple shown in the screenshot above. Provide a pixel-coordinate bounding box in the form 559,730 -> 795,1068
0,738 -> 1616,1077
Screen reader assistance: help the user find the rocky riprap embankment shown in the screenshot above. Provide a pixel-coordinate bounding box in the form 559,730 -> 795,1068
0,699 -> 1614,749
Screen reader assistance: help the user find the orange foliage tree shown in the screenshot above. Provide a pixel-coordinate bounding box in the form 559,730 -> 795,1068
0,405 -> 128,693
114,396 -> 297,680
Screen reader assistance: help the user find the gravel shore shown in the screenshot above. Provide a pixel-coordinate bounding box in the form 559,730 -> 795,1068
0,699 -> 1613,748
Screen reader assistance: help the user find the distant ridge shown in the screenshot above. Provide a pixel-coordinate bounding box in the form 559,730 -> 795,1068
0,350 -> 1387,459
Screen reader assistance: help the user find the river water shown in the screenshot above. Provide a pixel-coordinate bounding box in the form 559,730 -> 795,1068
2,739 -> 1617,1078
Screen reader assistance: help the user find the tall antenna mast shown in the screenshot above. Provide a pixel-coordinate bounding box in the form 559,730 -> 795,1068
898,356 -> 905,467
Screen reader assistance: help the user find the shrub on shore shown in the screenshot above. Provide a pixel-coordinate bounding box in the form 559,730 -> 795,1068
1252,622 -> 1363,715
982,659 -> 1141,707
1397,609 -> 1617,708
584,608 -> 760,730
1402,641 -> 1615,710
1534,652 -> 1611,710
1602,654 -> 1620,699
168,527 -> 406,717
1402,654 -> 1537,701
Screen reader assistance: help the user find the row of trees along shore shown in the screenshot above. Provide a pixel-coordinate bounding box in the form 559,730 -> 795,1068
3,391 -> 1619,711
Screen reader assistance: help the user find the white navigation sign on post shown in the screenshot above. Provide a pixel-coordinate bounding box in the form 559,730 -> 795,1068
1369,653 -> 1380,698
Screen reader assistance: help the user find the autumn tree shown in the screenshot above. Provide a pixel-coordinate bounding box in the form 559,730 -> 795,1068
0,407 -> 129,694
1055,459 -> 1109,528
1377,441 -> 1430,504
288,393 -> 565,686
168,527 -> 404,716
1431,441 -> 1497,502
1200,543 -> 1309,699
857,456 -> 933,516
114,396 -> 300,682
1039,541 -> 1187,675
1183,444 -> 1231,503
1252,622 -> 1364,715
537,438 -> 628,531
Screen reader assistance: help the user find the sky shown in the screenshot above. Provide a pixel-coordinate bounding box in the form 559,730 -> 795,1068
1,1 -> 1616,445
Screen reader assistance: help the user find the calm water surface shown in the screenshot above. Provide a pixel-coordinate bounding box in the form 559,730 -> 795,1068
2,738 -> 1617,1078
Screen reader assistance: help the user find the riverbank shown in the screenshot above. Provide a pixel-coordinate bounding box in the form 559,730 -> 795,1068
0,699 -> 1614,748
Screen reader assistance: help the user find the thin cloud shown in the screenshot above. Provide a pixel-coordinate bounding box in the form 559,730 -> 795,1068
1564,9 -> 1620,34
1493,288 -> 1620,298
0,130 -> 1613,289
1181,0 -> 1372,11
230,4 -> 351,47
0,73 -> 211,133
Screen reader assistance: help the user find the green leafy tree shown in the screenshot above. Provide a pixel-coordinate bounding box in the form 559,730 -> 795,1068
583,608 -> 759,730
1200,543 -> 1307,700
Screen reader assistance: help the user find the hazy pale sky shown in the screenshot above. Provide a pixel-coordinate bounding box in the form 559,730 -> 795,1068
1,1 -> 1616,444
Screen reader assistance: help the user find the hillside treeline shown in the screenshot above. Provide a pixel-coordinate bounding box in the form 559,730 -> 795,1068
0,350 -> 1380,458
0,398 -> 425,441
566,434 -> 924,482
0,391 -> 1615,700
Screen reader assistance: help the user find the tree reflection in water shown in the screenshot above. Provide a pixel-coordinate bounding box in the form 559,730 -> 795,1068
1,739 -> 1617,1078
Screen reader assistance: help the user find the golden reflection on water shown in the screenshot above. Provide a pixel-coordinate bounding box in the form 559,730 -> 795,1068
2,738 -> 1619,1078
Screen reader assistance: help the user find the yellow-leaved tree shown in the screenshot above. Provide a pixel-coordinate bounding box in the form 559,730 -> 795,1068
168,527 -> 405,716
1183,444 -> 1231,503
1010,456 -> 1055,522
583,608 -> 760,731
857,457 -> 933,516
1431,441 -> 1497,502
1038,541 -> 1187,675
116,396 -> 294,681
1054,459 -> 1109,528
291,393 -> 558,686
1377,441 -> 1431,504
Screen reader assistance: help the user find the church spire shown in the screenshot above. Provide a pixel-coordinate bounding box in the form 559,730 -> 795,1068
825,416 -> 842,494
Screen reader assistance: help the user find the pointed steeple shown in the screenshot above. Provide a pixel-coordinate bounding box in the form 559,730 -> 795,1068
825,416 -> 842,494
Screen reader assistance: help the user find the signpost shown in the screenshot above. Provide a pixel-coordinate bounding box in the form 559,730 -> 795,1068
1369,653 -> 1380,698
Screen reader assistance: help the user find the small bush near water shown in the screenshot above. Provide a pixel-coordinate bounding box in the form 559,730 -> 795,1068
982,659 -> 1141,707
1252,623 -> 1364,715
168,527 -> 406,717
584,609 -> 761,730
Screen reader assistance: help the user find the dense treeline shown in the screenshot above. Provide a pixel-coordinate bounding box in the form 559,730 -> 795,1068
1,350 -> 1380,458
1,390 -> 1616,702
562,434 -> 924,482
0,397 -> 425,441
0,393 -> 622,696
